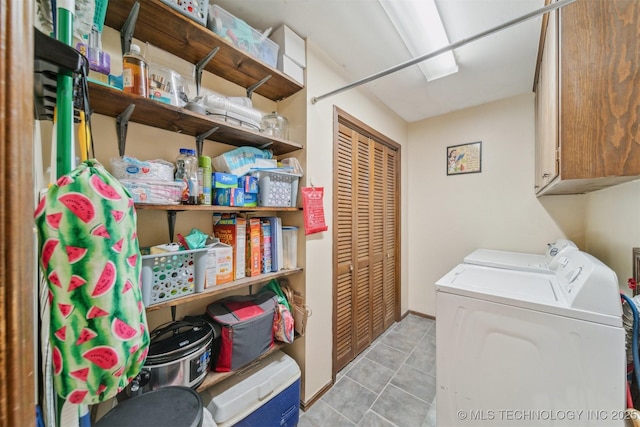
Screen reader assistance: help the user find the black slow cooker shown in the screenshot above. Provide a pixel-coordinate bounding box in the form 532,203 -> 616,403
128,320 -> 218,396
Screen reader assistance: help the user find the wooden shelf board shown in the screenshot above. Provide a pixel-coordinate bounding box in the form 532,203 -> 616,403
104,0 -> 303,101
145,268 -> 303,312
89,83 -> 303,156
135,204 -> 301,212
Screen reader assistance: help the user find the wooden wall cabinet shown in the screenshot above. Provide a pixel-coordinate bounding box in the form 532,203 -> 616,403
534,0 -> 640,196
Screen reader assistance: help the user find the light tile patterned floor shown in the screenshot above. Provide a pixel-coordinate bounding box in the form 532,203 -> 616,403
299,314 -> 437,427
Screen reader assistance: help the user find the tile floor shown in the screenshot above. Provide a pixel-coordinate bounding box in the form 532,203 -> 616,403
298,314 -> 437,427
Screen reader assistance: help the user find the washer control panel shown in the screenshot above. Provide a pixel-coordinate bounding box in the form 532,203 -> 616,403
545,239 -> 578,268
551,250 -> 620,317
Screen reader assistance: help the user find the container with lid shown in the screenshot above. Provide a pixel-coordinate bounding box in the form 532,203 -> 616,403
261,111 -> 289,139
122,43 -> 149,97
282,226 -> 298,269
175,148 -> 199,205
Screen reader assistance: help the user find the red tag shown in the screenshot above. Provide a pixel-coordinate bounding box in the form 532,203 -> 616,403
301,186 -> 328,235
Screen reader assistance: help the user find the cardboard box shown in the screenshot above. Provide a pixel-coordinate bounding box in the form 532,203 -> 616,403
238,175 -> 259,194
243,193 -> 258,207
214,188 -> 245,206
213,172 -> 239,188
206,241 -> 233,286
260,221 -> 272,274
271,25 -> 306,68
246,218 -> 262,277
213,214 -> 246,280
279,55 -> 304,86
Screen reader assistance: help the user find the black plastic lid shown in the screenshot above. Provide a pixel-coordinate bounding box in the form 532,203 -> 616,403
95,386 -> 203,427
146,321 -> 212,365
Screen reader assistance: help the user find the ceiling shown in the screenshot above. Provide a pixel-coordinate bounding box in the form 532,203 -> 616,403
213,0 -> 546,123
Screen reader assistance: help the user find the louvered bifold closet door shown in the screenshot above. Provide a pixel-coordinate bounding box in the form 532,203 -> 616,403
334,112 -> 400,375
383,147 -> 397,328
335,123 -> 356,371
354,133 -> 372,354
370,140 -> 386,338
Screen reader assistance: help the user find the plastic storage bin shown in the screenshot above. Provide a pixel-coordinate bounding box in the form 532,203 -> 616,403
207,4 -> 279,68
120,180 -> 183,205
149,64 -> 189,107
282,226 -> 298,269
251,169 -> 300,207
201,350 -> 300,427
141,248 -> 208,307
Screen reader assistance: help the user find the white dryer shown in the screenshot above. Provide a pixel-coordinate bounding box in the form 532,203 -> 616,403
436,250 -> 625,426
463,239 -> 577,273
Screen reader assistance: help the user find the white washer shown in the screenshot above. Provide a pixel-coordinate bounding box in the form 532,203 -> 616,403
436,250 -> 625,426
463,239 -> 577,273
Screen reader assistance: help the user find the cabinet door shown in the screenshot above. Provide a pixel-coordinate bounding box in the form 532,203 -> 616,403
535,8 -> 558,193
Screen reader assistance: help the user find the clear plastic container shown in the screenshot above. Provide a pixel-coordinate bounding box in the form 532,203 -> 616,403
282,226 -> 298,269
175,148 -> 199,205
261,111 -> 289,139
123,43 -> 149,97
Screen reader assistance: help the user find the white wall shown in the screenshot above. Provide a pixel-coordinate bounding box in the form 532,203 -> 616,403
585,179 -> 640,294
301,40 -> 409,403
407,94 -> 585,316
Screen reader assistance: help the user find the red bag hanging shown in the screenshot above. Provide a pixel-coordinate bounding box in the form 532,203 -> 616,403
301,186 -> 328,235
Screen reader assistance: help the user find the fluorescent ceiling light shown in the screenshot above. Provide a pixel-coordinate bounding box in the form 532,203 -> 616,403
379,0 -> 458,81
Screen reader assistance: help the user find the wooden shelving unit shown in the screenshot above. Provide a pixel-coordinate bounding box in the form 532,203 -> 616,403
89,83 -> 303,156
145,268 -> 303,312
104,0 -> 303,101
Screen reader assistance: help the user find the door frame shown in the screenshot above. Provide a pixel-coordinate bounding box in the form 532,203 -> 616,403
331,106 -> 401,379
1,0 -> 36,425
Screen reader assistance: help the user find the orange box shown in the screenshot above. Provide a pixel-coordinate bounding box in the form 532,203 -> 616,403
246,218 -> 262,277
213,214 -> 246,280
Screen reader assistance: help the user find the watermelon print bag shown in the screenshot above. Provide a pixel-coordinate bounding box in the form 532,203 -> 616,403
34,160 -> 150,405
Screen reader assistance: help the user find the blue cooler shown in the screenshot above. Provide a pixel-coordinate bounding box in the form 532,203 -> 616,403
201,350 -> 300,427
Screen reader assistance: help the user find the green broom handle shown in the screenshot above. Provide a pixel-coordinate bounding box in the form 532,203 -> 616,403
55,0 -> 75,178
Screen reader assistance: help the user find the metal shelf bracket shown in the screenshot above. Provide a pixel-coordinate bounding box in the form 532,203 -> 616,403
247,75 -> 271,100
120,1 -> 141,56
195,126 -> 220,157
194,47 -> 220,98
116,104 -> 136,157
167,211 -> 178,243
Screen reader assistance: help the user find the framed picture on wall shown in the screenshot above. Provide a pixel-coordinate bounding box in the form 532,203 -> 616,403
447,141 -> 482,175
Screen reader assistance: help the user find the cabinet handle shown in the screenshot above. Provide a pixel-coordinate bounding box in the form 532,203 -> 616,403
542,173 -> 551,178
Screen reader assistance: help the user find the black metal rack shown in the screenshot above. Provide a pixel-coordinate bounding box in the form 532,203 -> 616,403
33,28 -> 89,121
